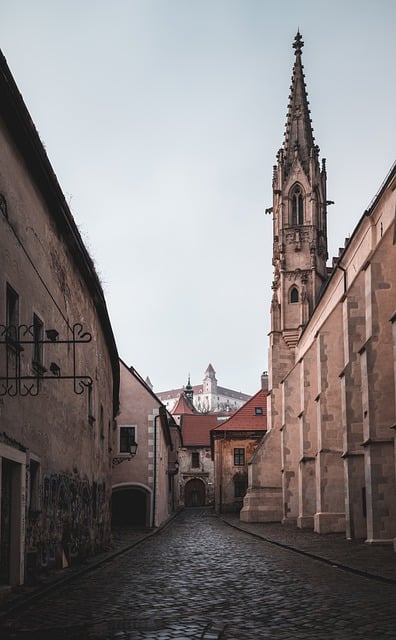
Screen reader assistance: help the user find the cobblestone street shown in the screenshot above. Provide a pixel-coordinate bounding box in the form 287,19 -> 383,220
1,508 -> 396,639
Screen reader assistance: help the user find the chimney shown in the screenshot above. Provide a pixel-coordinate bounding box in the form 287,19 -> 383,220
261,371 -> 269,391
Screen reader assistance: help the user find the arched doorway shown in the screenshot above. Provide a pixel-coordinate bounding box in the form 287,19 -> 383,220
184,478 -> 206,507
112,486 -> 150,527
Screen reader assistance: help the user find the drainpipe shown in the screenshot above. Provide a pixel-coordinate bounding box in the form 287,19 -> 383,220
151,413 -> 160,528
338,263 -> 347,295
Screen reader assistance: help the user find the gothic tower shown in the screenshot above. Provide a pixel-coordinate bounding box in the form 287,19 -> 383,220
241,32 -> 329,524
270,31 -> 328,359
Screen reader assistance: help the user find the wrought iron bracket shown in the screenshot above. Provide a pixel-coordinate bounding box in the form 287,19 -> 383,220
0,322 -> 93,397
111,456 -> 133,467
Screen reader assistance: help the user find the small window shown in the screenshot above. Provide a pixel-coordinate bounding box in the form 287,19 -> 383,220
255,407 -> 263,415
290,287 -> 299,303
119,426 -> 137,453
191,452 -> 200,468
234,448 -> 245,466
291,185 -> 304,225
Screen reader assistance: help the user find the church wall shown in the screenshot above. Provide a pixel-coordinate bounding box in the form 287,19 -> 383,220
310,307 -> 345,533
360,219 -> 396,542
281,363 -> 300,523
243,32 -> 396,552
298,346 -> 318,528
340,278 -> 366,539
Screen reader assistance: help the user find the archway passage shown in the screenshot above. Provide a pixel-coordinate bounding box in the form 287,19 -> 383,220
184,478 -> 206,507
112,487 -> 150,527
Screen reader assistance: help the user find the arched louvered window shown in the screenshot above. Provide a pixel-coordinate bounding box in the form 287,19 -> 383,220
290,287 -> 299,303
291,185 -> 304,225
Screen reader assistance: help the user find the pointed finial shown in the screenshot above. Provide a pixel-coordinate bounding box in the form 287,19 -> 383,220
293,30 -> 304,55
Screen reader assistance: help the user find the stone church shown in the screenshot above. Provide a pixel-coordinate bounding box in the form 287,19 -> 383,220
241,33 -> 396,550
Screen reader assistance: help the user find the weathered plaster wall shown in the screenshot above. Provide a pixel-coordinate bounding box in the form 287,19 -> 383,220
0,114 -> 115,583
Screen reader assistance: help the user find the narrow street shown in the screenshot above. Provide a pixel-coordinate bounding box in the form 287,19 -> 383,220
1,508 -> 396,639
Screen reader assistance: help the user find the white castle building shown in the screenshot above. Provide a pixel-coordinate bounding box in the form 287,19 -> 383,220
156,364 -> 251,414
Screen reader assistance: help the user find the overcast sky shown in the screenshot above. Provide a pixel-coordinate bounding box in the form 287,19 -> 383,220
1,1 -> 395,395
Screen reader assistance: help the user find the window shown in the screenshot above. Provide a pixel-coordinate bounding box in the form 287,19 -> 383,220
255,407 -> 263,415
291,185 -> 304,225
234,476 -> 248,498
32,314 -> 44,367
290,287 -> 299,303
191,452 -> 200,468
119,426 -> 137,453
234,448 -> 245,466
6,284 -> 19,342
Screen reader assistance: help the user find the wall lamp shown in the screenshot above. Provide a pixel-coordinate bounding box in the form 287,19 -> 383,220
129,440 -> 138,456
112,439 -> 138,467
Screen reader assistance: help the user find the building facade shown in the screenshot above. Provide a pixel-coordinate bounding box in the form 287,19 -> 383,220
112,361 -> 180,528
177,414 -> 218,507
0,50 -> 119,586
212,387 -> 267,513
241,33 -> 396,549
157,364 -> 251,414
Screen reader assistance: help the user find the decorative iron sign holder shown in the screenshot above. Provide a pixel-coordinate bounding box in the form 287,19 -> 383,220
0,322 -> 92,397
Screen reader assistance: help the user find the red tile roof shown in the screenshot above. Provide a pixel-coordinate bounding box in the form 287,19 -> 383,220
181,414 -> 219,447
212,388 -> 268,432
171,393 -> 197,415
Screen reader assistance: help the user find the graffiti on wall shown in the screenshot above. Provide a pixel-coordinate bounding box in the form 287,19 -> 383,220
26,472 -> 108,571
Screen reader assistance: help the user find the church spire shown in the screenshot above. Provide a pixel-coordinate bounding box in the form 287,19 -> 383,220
270,33 -> 328,349
283,31 -> 316,180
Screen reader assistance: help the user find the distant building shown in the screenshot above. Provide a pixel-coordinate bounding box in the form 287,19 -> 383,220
112,361 -> 180,528
157,364 -> 251,414
177,414 -> 219,507
211,385 -> 268,513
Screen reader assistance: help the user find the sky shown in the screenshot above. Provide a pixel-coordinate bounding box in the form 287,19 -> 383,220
1,1 -> 395,395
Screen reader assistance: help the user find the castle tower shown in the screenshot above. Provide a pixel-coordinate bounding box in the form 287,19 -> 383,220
184,374 -> 193,401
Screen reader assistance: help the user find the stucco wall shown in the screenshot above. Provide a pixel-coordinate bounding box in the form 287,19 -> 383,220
0,114 -> 116,584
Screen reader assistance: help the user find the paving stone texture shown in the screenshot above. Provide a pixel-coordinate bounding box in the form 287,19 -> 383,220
1,508 -> 396,639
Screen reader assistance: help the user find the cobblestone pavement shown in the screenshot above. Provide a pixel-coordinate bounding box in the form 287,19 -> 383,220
1,508 -> 396,639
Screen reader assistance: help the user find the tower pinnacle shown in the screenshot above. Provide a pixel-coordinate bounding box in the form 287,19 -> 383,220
292,30 -> 304,55
283,31 -> 315,179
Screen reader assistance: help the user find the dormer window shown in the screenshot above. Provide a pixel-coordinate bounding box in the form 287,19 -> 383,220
291,185 -> 304,225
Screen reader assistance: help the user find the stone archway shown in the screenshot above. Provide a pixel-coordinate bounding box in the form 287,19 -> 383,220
112,486 -> 150,527
184,478 -> 206,507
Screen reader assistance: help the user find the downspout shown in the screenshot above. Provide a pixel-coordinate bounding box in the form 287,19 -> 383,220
152,413 -> 160,528
337,263 -> 347,295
